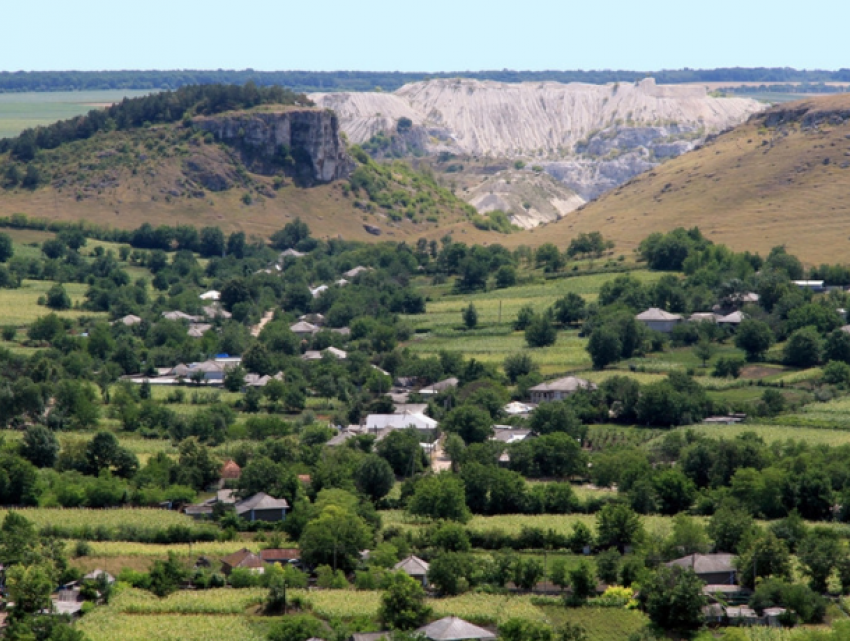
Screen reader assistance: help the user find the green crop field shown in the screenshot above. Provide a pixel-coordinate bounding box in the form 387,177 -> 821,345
78,611 -> 265,641
0,90 -> 153,140
405,328 -> 592,375
648,423 -> 850,448
405,270 -> 663,331
0,279 -> 106,326
542,605 -> 648,641
0,507 -> 194,532
379,510 -> 693,538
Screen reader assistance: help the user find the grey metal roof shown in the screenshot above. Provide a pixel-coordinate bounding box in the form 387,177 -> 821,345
394,555 -> 430,576
717,311 -> 746,324
235,492 -> 289,514
667,553 -> 735,574
636,307 -> 684,321
529,376 -> 597,393
365,412 -> 438,430
416,616 -> 497,640
290,321 -> 319,333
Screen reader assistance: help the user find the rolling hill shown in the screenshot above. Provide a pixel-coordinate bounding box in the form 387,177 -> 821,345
0,90 -> 475,242
500,94 -> 850,263
311,78 -> 762,228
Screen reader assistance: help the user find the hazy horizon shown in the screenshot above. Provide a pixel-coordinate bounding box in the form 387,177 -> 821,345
3,0 -> 847,73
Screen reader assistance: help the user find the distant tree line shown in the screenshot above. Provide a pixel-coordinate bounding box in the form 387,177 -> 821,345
1,68 -> 850,94
0,83 -> 309,161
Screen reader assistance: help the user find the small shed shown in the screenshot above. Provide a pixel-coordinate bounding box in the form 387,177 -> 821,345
220,548 -> 266,575
394,555 -> 430,586
635,308 -> 684,333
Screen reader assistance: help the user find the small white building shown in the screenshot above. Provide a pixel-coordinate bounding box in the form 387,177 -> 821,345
635,307 -> 684,333
364,412 -> 438,433
528,376 -> 596,404
199,290 -> 221,301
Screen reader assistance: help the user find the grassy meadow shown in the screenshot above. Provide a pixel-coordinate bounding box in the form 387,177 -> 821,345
0,90 -> 153,139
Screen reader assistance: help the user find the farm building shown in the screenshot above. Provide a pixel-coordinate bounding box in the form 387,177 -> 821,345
635,307 -> 684,333
528,376 -> 596,404
290,321 -> 320,337
394,555 -> 430,586
419,378 -> 459,396
258,548 -> 301,565
234,492 -> 289,522
220,549 -> 266,575
666,553 -> 737,585
717,311 -> 746,327
364,412 -> 438,433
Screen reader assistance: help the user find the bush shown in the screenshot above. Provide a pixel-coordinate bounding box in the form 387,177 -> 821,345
713,356 -> 744,378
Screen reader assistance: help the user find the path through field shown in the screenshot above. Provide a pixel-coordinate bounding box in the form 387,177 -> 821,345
251,309 -> 275,337
431,435 -> 452,472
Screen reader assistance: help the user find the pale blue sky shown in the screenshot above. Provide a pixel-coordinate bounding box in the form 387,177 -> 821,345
3,0 -> 847,72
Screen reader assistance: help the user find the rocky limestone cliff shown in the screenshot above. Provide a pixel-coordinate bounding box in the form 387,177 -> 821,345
311,78 -> 765,226
193,109 -> 354,184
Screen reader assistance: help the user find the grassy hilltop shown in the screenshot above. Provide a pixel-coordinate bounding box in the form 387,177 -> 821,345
0,85 -> 475,244
505,94 -> 850,264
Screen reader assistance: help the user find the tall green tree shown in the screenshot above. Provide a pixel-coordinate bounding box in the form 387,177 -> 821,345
378,571 -> 432,630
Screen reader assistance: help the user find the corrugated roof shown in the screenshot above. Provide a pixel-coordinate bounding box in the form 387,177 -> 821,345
235,492 -> 289,514
259,548 -> 300,561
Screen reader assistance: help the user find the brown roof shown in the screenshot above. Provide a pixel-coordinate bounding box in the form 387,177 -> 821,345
259,548 -> 301,562
221,459 -> 242,480
221,548 -> 263,569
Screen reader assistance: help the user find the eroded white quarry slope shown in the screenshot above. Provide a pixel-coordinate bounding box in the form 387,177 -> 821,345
311,78 -> 762,157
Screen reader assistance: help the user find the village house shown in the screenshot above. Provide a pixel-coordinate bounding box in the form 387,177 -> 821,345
161,310 -> 202,322
393,555 -> 430,586
416,616 -> 497,641
234,492 -> 289,522
364,412 -> 438,433
635,307 -> 684,333
220,549 -> 266,576
418,377 -> 459,397
116,314 -> 143,326
666,553 -> 737,585
528,376 -> 597,404
290,321 -> 320,338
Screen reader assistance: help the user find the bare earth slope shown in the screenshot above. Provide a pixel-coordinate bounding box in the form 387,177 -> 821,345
312,78 -> 761,157
312,78 -> 762,228
509,94 -> 850,264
